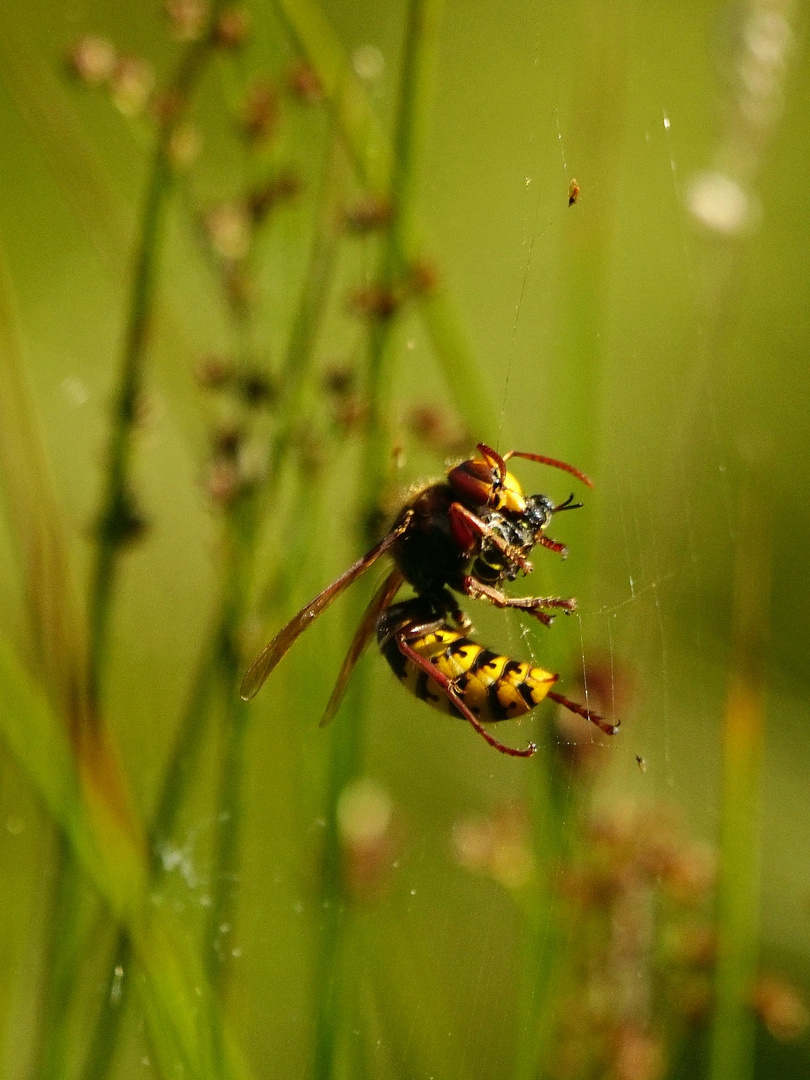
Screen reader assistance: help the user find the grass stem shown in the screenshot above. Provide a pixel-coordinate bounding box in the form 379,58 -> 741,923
311,5 -> 444,1076
708,471 -> 770,1080
86,15 -> 225,712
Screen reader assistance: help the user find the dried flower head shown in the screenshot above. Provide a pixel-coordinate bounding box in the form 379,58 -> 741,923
95,488 -> 149,548
110,56 -> 155,117
211,424 -> 243,460
195,355 -> 235,391
407,259 -> 439,296
207,456 -> 242,506
247,170 -> 302,224
68,36 -> 117,86
752,975 -> 810,1042
241,79 -> 278,145
452,801 -> 534,890
214,6 -> 251,49
165,0 -> 208,41
344,194 -> 393,233
337,777 -> 400,901
238,370 -> 276,408
168,122 -> 201,168
285,60 -> 324,104
205,202 -> 252,261
321,364 -> 356,398
349,284 -> 399,321
406,404 -> 469,457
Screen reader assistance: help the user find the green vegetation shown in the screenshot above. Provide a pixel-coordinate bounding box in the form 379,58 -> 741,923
0,1 -> 808,1078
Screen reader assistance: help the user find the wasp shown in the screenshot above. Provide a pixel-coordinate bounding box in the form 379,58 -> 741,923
240,444 -> 619,757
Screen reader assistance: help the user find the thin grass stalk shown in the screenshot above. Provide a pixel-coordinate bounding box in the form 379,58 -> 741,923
35,848 -> 86,1080
80,117 -> 344,1079
708,471 -> 769,1080
85,135 -> 172,708
511,752 -> 567,1080
270,0 -> 496,437
202,138 -> 344,1007
0,631 -> 255,1080
0,256 -> 88,723
359,0 -> 444,532
36,13 -> 227,1076
78,641 -> 220,1080
0,247 -> 129,1080
0,252 -> 87,1080
87,18 -> 225,709
265,131 -> 343,492
313,699 -> 363,1080
311,4 -> 443,1076
513,9 -> 628,1072
203,512 -> 254,999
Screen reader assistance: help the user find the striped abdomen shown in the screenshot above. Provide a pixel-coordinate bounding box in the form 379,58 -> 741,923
382,624 -> 558,723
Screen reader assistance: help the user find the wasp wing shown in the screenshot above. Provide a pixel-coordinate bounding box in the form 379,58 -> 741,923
240,517 -> 410,701
319,569 -> 404,728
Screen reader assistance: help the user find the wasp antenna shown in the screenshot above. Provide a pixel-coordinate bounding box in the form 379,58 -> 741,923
503,450 -> 594,489
553,493 -> 583,513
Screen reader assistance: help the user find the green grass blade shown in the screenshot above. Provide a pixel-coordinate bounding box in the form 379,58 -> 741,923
270,0 -> 496,435
0,638 -> 253,1080
708,473 -> 770,1080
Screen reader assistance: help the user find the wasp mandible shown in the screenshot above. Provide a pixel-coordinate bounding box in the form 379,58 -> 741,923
241,444 -> 620,757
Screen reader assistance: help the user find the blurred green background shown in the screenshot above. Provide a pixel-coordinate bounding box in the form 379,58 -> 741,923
0,0 -> 808,1078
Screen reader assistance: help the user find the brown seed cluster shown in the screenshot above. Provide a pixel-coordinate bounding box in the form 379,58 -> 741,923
452,792 -> 807,1077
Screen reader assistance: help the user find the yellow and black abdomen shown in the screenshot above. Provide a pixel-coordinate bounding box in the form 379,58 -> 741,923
382,623 -> 558,723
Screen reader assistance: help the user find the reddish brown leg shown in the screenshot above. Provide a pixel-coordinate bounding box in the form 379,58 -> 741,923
395,636 -> 536,758
462,576 -> 576,627
548,690 -> 620,736
446,599 -> 473,632
448,502 -> 532,572
536,533 -> 568,559
476,443 -> 507,485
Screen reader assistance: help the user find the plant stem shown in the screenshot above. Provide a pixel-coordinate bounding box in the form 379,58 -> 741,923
85,140 -> 169,712
201,128 -> 345,1004
58,16 -> 228,1080
87,21 -> 224,714
82,109 -> 343,1073
203,505 -> 254,999
271,0 -> 496,437
360,0 -> 445,526
312,5 -> 444,1077
78,635 -> 221,1080
708,471 -> 769,1080
265,131 -> 343,492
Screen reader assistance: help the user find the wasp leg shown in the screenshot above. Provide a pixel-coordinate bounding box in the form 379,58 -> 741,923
447,502 -> 532,572
394,635 -> 536,758
450,605 -> 473,633
476,443 -> 508,485
547,690 -> 620,736
461,576 -> 577,628
536,533 -> 568,559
